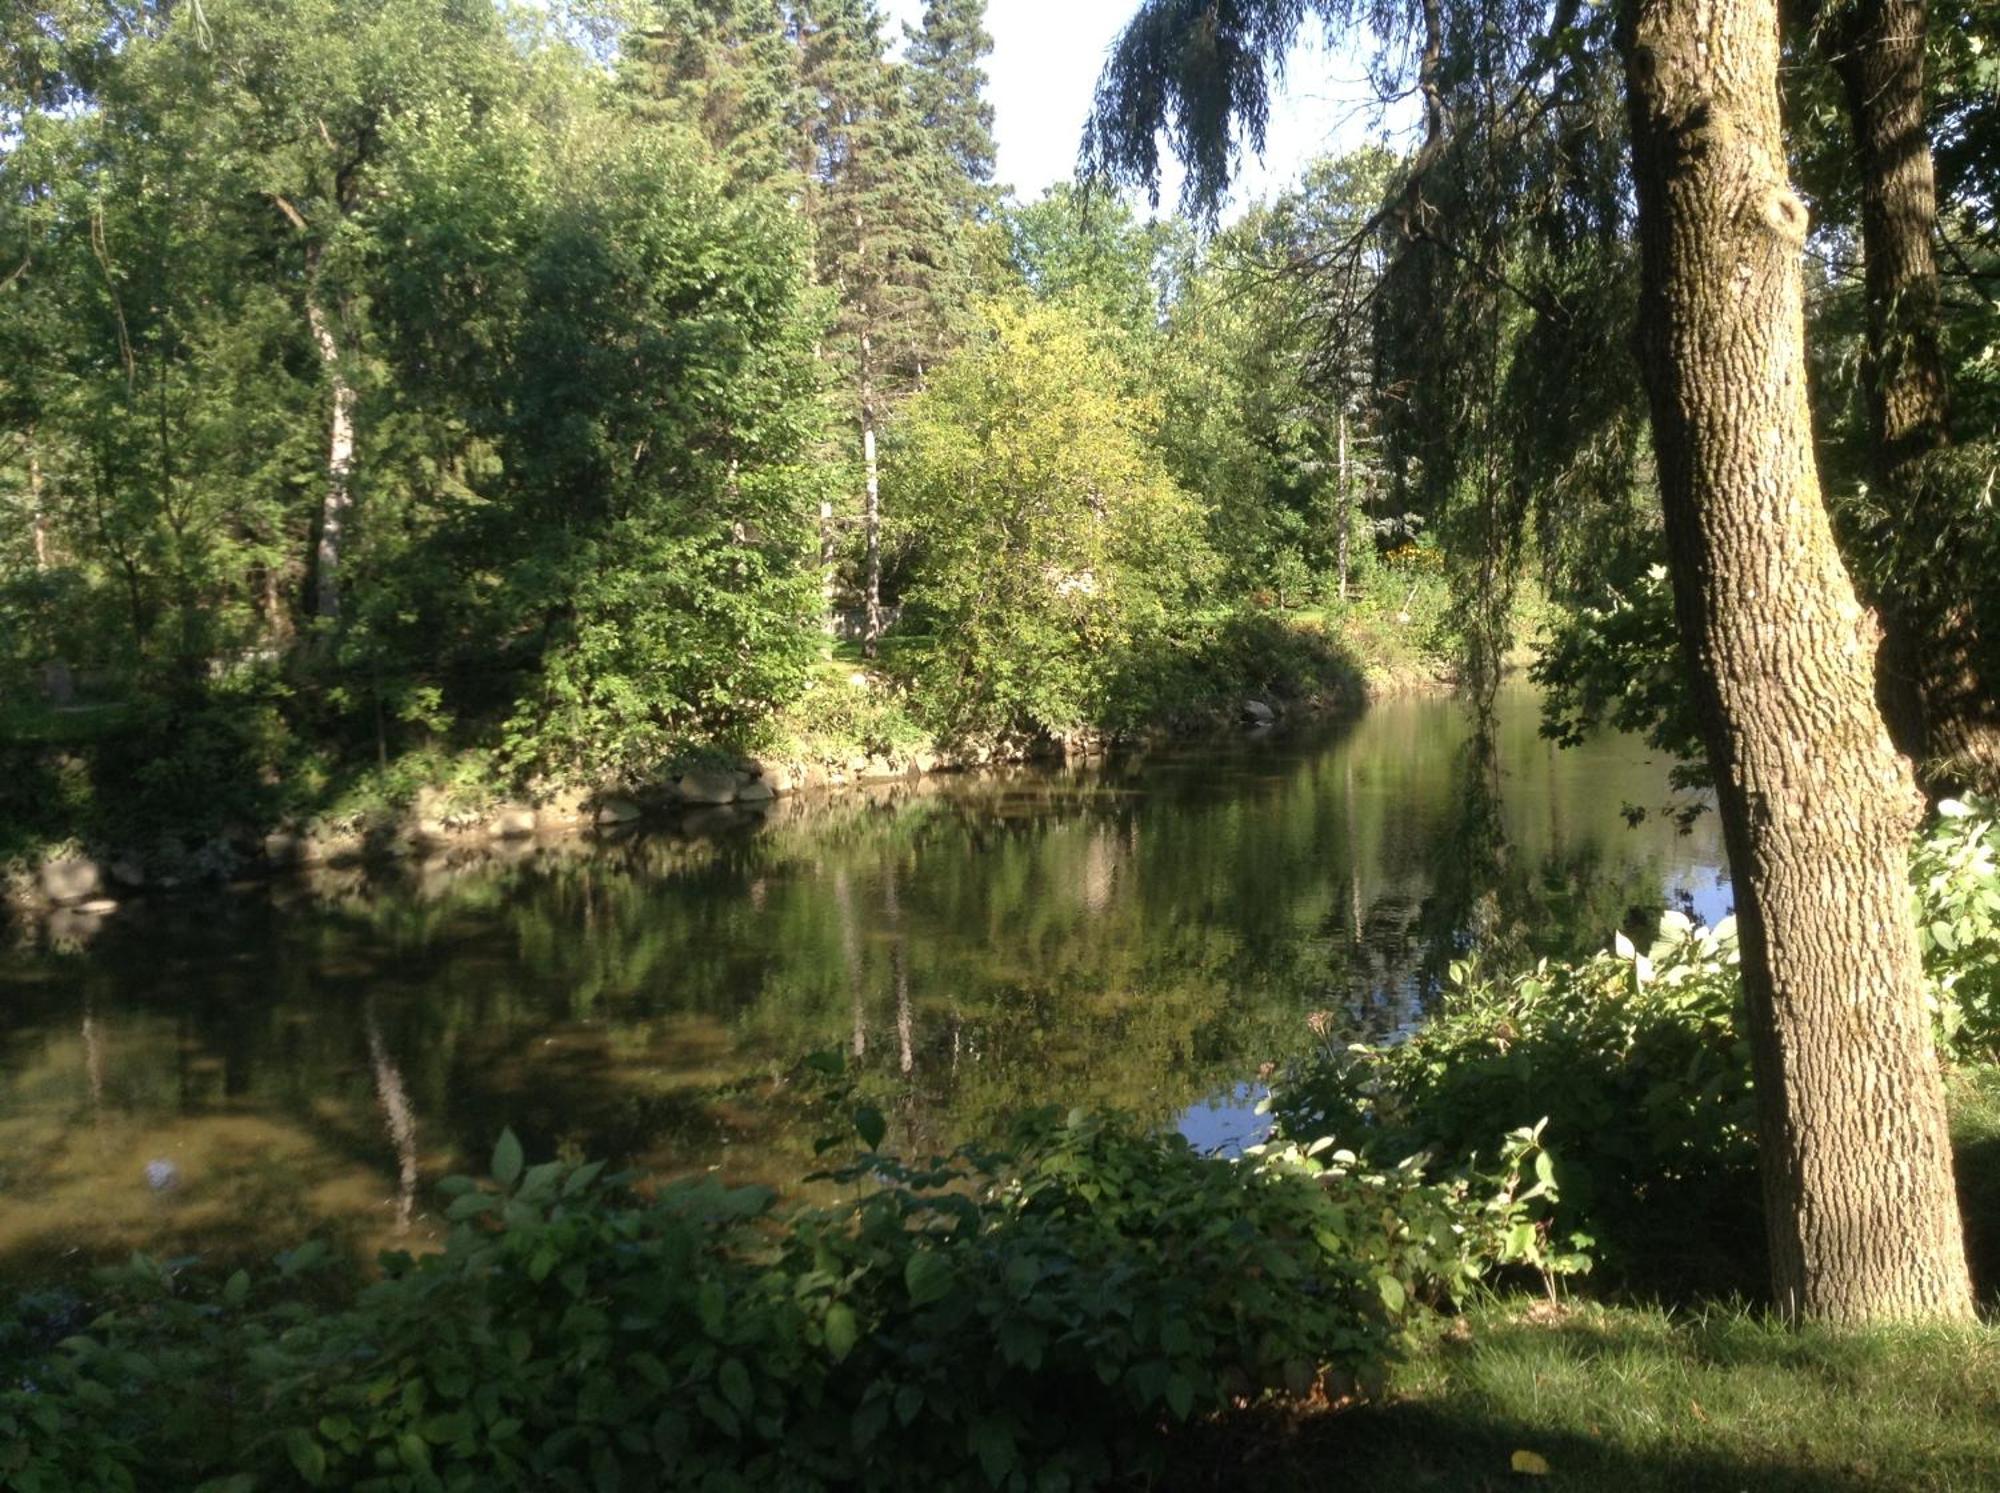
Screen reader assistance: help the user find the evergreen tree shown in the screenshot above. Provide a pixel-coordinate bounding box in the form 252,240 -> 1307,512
620,0 -> 805,195
903,0 -> 1000,209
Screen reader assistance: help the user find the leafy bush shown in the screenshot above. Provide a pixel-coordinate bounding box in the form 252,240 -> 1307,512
773,668 -> 930,762
1272,912 -> 1759,1297
1,1109 -> 1568,1492
1096,609 -> 1365,734
1269,797 -> 2000,1299
1917,797 -> 2000,1057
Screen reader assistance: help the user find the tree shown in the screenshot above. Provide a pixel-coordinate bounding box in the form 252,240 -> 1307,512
889,298 -> 1212,738
1807,0 -> 2000,789
1619,0 -> 1971,1319
1084,0 -> 1975,1320
798,0 -> 970,654
903,0 -> 1000,207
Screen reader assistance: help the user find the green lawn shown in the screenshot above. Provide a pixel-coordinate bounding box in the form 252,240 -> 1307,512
1191,1300 -> 2000,1491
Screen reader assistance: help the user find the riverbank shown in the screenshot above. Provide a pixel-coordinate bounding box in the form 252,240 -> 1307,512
3,603 -> 1456,926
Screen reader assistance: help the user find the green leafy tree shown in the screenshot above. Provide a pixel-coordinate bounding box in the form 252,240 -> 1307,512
889,298 -> 1214,738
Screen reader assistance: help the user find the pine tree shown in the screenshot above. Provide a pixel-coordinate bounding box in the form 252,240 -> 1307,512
620,0 -> 804,195
903,0 -> 999,209
798,0 -> 966,653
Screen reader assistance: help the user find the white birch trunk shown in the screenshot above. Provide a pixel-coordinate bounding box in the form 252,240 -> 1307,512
305,266 -> 357,623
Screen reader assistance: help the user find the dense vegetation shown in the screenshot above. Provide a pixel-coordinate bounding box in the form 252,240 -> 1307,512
7,0 -> 2000,1483
0,0 -> 1456,870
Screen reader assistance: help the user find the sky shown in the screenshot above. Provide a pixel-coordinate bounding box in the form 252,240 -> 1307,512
882,0 -> 1409,215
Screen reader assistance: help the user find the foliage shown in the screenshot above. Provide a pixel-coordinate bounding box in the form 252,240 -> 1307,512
1916,797 -> 2000,1058
1,1107 -> 1568,1491
889,299 -> 1216,741
1532,562 -> 1707,794
1270,798 -> 2000,1298
1272,909 -> 1758,1296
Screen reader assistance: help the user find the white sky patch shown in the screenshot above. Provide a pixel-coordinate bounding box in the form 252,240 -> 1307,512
883,0 -> 1414,218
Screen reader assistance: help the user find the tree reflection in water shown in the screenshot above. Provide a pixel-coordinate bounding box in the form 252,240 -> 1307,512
0,686 -> 1723,1284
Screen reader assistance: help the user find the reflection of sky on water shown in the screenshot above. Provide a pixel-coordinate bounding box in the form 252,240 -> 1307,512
1177,1082 -> 1272,1157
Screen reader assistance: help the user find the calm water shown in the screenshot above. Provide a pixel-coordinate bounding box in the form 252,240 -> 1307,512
0,687 -> 1727,1281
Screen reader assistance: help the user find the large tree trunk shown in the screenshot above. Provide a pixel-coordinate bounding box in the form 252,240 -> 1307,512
304,246 -> 357,624
1620,0 -> 1972,1321
1820,0 -> 2000,789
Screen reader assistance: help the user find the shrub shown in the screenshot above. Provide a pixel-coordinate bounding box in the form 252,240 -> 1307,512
1267,797 -> 2000,1299
1,1110 -> 1569,1492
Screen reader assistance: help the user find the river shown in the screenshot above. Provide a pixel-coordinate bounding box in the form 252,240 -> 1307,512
0,685 -> 1727,1283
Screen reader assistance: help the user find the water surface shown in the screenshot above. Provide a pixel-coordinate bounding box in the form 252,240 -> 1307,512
0,686 -> 1727,1281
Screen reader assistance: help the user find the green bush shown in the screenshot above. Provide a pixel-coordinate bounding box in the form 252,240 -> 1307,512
1269,797 -> 2000,1299
1096,608 -> 1365,734
1272,912 -> 1759,1297
1,1109 -> 1569,1492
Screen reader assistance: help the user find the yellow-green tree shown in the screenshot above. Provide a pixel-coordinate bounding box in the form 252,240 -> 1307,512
889,299 -> 1213,739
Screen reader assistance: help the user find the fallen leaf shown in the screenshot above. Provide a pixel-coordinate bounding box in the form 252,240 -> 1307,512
1511,1449 -> 1552,1476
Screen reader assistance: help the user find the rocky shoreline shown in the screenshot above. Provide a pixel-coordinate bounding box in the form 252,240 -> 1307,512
6,679 -> 1438,933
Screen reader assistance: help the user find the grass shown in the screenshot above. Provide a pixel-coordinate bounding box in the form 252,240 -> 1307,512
1174,1063 -> 2000,1491
1186,1299 -> 2000,1491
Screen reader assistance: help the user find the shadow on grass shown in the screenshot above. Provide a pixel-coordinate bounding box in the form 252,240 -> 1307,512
1176,1399 -> 1884,1493
1170,1303 -> 2000,1492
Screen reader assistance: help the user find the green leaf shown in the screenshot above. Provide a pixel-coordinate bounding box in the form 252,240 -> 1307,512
284,1429 -> 327,1486
492,1128 -> 525,1189
1165,1372 -> 1195,1420
1376,1273 -> 1408,1314
717,1357 -> 754,1415
824,1302 -> 860,1361
853,1105 -> 888,1151
970,1416 -> 1017,1484
904,1251 -> 954,1306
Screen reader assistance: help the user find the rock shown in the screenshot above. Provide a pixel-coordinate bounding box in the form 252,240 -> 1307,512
677,768 -> 739,806
858,756 -> 904,783
492,805 -> 538,838
737,756 -> 769,780
144,1159 -> 179,1192
681,806 -> 744,836
735,778 -> 775,803
263,831 -> 304,867
912,750 -> 940,775
109,855 -> 146,891
309,832 -> 365,866
1241,699 -> 1277,725
40,857 -> 103,906
538,788 -> 590,827
595,796 -> 643,825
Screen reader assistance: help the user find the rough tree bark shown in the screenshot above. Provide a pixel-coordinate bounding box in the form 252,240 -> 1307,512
1819,0 -> 2000,789
1620,0 -> 1972,1320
